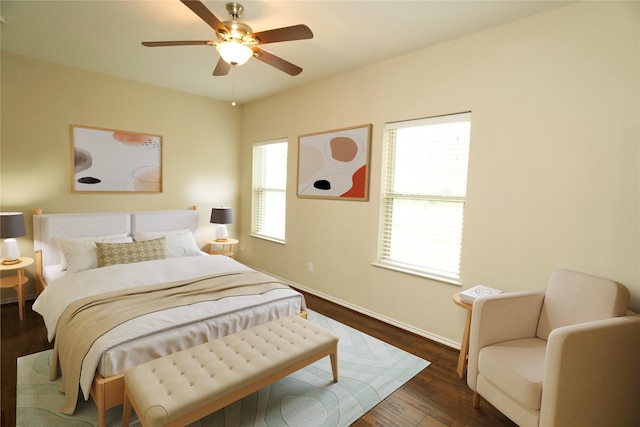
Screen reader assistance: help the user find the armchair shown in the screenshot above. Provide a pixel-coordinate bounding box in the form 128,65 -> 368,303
467,269 -> 640,427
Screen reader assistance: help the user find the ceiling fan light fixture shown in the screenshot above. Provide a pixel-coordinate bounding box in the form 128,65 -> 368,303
216,41 -> 253,66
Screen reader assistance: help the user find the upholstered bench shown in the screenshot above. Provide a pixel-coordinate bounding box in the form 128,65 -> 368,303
121,315 -> 339,427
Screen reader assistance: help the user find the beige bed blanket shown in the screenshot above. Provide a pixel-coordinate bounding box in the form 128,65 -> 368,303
49,270 -> 289,414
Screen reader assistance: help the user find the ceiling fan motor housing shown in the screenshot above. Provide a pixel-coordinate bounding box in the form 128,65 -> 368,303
219,2 -> 254,43
220,20 -> 253,42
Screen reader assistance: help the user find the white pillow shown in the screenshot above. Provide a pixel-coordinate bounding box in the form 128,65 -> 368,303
55,234 -> 133,273
133,229 -> 202,258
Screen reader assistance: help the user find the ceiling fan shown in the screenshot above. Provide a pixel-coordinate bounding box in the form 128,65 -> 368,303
142,0 -> 313,76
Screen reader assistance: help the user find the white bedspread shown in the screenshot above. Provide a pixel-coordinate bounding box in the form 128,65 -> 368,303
34,255 -> 247,340
32,255 -> 305,400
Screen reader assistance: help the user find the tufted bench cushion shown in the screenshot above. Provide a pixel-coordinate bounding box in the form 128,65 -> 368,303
122,314 -> 339,427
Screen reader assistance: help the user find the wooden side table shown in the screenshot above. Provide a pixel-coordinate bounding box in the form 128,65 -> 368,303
0,256 -> 34,321
452,292 -> 473,378
206,238 -> 239,257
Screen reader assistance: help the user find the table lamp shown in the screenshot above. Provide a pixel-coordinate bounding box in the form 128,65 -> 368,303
210,207 -> 233,242
1,212 -> 26,265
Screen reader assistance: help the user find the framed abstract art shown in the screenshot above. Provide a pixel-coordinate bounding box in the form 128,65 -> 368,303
71,125 -> 163,193
297,124 -> 372,201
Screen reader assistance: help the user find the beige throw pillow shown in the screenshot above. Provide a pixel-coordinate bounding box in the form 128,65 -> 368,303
96,237 -> 169,267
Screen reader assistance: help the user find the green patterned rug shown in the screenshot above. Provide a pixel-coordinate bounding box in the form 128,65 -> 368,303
17,310 -> 430,426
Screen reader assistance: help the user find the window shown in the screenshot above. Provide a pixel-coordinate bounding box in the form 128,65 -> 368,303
252,139 -> 288,242
378,112 -> 471,284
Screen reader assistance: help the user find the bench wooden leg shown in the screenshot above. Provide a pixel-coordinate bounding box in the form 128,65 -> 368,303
330,350 -> 339,382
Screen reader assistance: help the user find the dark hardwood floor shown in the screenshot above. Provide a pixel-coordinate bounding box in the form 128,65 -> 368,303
1,299 -> 54,427
1,294 -> 516,427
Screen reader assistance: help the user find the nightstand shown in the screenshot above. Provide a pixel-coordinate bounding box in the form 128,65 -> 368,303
0,256 -> 34,320
206,238 -> 239,257
452,292 -> 473,378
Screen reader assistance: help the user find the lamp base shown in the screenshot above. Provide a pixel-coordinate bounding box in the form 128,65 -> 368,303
2,238 -> 20,265
214,224 -> 229,242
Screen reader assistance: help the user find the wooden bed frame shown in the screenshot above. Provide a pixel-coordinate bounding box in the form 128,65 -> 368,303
32,208 -> 306,427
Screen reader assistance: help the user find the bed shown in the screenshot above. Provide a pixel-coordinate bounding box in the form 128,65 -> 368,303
32,209 -> 306,427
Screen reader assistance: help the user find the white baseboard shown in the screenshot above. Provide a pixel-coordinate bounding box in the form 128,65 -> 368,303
0,293 -> 36,306
1,295 -> 19,305
254,268 -> 461,350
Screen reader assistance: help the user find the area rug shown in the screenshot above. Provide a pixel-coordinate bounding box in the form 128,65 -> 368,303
17,310 -> 430,426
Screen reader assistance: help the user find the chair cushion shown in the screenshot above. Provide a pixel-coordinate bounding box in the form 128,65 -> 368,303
478,337 -> 547,410
536,269 -> 630,340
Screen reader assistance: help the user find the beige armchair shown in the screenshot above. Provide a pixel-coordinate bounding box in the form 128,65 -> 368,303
467,268 -> 640,427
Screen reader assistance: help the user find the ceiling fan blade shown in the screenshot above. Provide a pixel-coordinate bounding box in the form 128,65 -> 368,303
252,47 -> 303,76
142,40 -> 215,47
251,24 -> 313,45
180,0 -> 228,35
213,58 -> 231,76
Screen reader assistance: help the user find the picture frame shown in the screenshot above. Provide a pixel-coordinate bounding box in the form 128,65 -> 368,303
71,125 -> 163,193
297,124 -> 372,201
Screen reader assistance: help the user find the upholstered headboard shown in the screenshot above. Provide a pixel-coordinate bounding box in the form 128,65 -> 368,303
33,209 -> 199,293
130,210 -> 198,235
34,212 -> 131,268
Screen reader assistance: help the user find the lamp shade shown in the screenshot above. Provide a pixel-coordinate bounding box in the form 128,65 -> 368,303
210,208 -> 233,225
0,212 -> 26,238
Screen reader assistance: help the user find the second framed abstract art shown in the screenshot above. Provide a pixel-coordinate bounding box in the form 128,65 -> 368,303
297,124 -> 372,201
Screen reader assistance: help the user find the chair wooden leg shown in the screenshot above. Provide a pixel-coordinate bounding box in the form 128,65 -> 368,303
473,391 -> 481,408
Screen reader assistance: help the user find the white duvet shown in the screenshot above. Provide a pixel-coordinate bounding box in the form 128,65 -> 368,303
32,255 -> 305,400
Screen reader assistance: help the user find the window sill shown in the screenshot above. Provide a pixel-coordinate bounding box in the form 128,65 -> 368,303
249,234 -> 286,245
371,262 -> 461,286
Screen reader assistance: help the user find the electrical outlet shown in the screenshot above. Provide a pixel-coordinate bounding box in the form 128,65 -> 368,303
307,262 -> 314,273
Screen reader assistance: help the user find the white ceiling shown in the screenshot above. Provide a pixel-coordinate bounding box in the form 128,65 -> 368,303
1,1 -> 569,104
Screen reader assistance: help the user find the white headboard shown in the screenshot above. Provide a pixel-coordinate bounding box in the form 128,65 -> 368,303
131,210 -> 199,235
34,210 -> 199,269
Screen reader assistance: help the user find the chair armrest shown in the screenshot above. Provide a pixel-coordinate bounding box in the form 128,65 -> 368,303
541,315 -> 640,427
471,289 -> 546,349
467,289 -> 545,390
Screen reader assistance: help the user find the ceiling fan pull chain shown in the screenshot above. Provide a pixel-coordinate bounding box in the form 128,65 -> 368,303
231,68 -> 237,107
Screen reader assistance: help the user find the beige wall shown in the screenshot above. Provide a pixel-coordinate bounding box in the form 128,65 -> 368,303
1,2 -> 638,348
1,53 -> 243,300
239,2 -> 640,346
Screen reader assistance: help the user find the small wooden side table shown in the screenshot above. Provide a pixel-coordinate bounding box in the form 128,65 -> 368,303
0,256 -> 34,321
452,292 -> 473,378
206,238 -> 239,257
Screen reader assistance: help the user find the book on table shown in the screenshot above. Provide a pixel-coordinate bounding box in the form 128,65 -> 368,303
459,285 -> 502,304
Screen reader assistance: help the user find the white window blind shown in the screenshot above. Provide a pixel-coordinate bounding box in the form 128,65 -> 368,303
378,112 -> 471,283
252,139 -> 288,242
